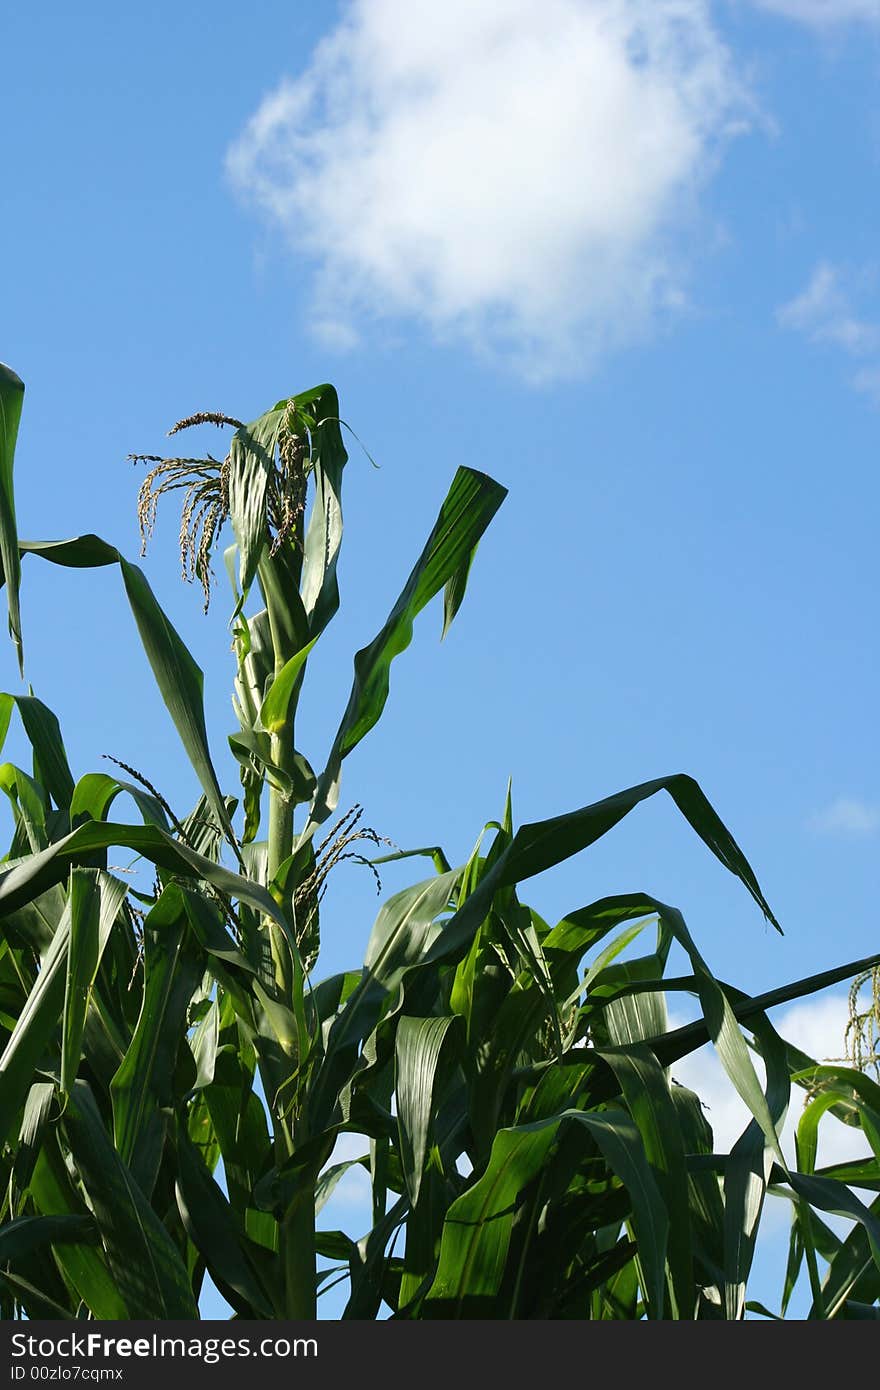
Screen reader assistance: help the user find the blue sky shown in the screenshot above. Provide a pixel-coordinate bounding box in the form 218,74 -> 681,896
2,0 -> 879,1318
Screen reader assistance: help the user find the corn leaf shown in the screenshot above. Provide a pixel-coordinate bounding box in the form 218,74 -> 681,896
110,886 -> 203,1195
299,384 -> 347,639
175,1125 -> 276,1317
303,466 -> 507,836
60,868 -> 104,1098
61,1080 -> 198,1318
0,871 -> 127,1148
0,363 -> 24,672
2,534 -> 235,853
396,1015 -> 458,1207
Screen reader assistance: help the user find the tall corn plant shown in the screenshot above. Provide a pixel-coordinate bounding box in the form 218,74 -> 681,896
0,362 -> 879,1320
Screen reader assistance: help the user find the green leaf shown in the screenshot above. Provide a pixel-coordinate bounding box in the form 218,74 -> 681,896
781,1212 -> 805,1318
315,1154 -> 369,1217
563,1109 -> 670,1320
70,771 -> 169,829
580,911 -> 657,989
371,844 -> 452,874
598,1043 -> 694,1318
364,870 -> 464,987
299,385 -> 347,639
0,1271 -> 76,1320
426,1108 -> 668,1319
395,1015 -> 458,1206
383,777 -> 778,1020
651,949 -> 880,1073
817,1204 -> 880,1319
11,695 -> 75,810
491,776 -> 778,930
190,997 -> 220,1091
672,1084 -> 726,1307
303,466 -> 507,835
0,363 -> 25,672
720,1010 -> 790,1319
4,534 -> 237,856
119,557 -> 237,855
259,636 -> 318,734
19,534 -> 119,568
0,871 -> 127,1148
61,868 -> 103,1098
786,1170 -> 880,1271
792,1064 -> 880,1165
61,1080 -> 198,1318
307,868 -> 464,1133
110,885 -> 203,1195
745,1300 -> 783,1320
175,1125 -> 276,1317
0,761 -> 48,852
318,779 -> 777,1154
0,817 -> 294,949
592,941 -> 671,1048
839,1300 -> 880,1319
12,1079 -> 55,1196
0,1213 -> 96,1263
28,1138 -> 128,1319
0,690 -> 13,753
441,545 -> 476,640
227,409 -> 283,603
549,894 -> 787,1164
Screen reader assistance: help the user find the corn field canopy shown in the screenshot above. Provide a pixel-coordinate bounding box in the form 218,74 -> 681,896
0,364 -> 879,1320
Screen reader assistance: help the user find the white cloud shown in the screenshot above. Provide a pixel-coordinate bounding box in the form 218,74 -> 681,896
854,365 -> 880,406
227,0 -> 748,381
778,264 -> 880,401
777,264 -> 880,355
749,1 -> 880,25
809,796 -> 880,836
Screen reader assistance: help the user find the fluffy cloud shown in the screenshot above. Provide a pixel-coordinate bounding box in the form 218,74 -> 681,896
809,796 -> 880,836
750,1 -> 880,25
227,0 -> 747,381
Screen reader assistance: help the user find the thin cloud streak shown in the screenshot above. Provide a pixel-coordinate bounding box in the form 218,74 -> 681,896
809,797 -> 880,836
778,263 -> 880,402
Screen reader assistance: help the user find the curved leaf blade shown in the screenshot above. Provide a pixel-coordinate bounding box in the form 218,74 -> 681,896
303,466 -> 506,835
5,534 -> 236,856
259,636 -> 317,734
62,1081 -> 198,1318
110,886 -> 202,1195
0,363 -> 25,672
175,1126 -> 276,1317
61,868 -> 103,1098
119,557 -> 237,855
396,1015 -> 458,1206
0,871 -> 127,1148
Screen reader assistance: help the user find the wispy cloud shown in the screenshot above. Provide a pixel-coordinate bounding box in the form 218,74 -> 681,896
853,365 -> 880,406
809,796 -> 880,836
750,0 -> 880,25
778,263 -> 880,400
777,264 -> 880,353
227,0 -> 748,382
